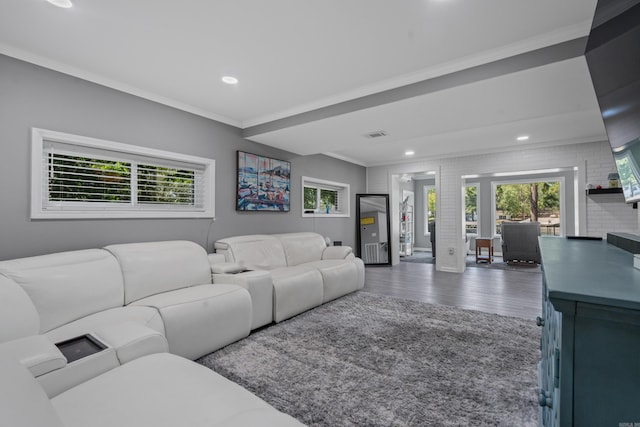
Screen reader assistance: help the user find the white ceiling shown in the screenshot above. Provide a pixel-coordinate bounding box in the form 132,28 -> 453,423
0,0 -> 605,166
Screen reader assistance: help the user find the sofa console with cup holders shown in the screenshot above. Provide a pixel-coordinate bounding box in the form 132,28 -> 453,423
212,232 -> 365,323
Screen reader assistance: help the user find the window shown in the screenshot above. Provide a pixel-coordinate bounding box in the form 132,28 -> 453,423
492,179 -> 562,236
423,185 -> 436,235
31,128 -> 215,219
465,184 -> 479,235
301,176 -> 349,217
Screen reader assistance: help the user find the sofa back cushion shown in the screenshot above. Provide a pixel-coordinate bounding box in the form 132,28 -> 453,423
275,232 -> 327,266
0,275 -> 40,343
215,235 -> 287,270
0,249 -> 124,333
105,241 -> 211,304
0,352 -> 64,427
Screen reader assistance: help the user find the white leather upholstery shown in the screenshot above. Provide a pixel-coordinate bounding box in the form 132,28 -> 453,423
215,235 -> 288,270
38,346 -> 120,398
0,274 -> 40,342
213,232 -> 364,323
0,352 -> 65,427
270,266 -> 324,322
1,351 -> 304,427
105,240 -> 212,304
322,245 -> 354,260
274,232 -> 326,266
131,284 -> 252,360
0,335 -> 66,377
93,322 -> 168,364
51,353 -> 304,427
44,305 -> 165,345
212,270 -> 273,329
306,258 -> 363,303
0,249 -> 124,333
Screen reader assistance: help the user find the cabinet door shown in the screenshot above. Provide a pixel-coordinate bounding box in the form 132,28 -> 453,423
539,290 -> 563,426
573,303 -> 640,426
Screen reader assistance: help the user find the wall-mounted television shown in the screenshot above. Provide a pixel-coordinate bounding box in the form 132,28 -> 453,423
585,0 -> 640,203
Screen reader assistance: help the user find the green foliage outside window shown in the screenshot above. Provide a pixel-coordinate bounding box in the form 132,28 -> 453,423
48,154 -> 131,202
495,182 -> 559,221
304,186 -> 337,211
138,165 -> 195,205
304,187 -> 317,209
48,154 -> 195,205
426,188 -> 436,222
320,189 -> 337,209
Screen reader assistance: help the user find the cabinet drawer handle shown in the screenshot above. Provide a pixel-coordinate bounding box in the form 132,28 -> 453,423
536,316 -> 545,327
538,390 -> 553,408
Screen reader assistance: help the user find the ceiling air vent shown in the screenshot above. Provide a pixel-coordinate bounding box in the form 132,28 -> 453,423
364,130 -> 387,139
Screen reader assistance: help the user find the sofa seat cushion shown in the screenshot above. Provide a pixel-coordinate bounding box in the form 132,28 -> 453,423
270,266 -> 323,322
51,353 -> 304,427
305,258 -> 365,303
44,306 -> 164,345
131,284 -> 252,360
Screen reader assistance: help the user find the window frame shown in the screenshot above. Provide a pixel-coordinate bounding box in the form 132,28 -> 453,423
490,176 -> 564,237
301,176 -> 350,218
464,183 -> 480,237
423,185 -> 436,236
31,128 -> 215,219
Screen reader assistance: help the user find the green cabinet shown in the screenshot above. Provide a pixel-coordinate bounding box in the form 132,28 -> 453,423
539,237 -> 640,426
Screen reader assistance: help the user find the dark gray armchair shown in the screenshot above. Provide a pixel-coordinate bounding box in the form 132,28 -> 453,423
500,221 -> 541,264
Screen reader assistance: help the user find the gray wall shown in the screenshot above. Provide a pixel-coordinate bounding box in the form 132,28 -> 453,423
0,55 -> 365,260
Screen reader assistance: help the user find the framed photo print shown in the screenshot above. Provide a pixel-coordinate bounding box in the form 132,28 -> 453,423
236,151 -> 290,212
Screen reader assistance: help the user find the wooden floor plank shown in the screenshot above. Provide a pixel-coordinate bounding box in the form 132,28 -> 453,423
361,261 -> 542,320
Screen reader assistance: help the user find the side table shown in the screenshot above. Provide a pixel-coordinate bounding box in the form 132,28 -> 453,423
475,237 -> 493,263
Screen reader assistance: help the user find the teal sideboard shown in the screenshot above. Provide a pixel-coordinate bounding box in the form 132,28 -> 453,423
538,236 -> 640,426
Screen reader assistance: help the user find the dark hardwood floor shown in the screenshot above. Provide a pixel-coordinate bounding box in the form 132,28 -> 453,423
361,260 -> 542,320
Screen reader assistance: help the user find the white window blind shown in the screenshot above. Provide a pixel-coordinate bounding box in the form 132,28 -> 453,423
31,128 -> 215,219
301,176 -> 350,217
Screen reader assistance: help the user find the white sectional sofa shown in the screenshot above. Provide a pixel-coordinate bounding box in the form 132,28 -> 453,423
0,240 -> 304,426
0,240 -> 252,396
212,232 -> 365,323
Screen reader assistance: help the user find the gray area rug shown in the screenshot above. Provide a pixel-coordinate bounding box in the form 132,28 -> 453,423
197,292 -> 540,426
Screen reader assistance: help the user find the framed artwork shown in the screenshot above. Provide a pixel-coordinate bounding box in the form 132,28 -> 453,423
236,151 -> 290,211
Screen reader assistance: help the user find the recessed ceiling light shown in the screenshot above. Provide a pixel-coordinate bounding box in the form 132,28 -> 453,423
405,150 -> 415,156
516,135 -> 530,141
222,76 -> 238,85
46,0 -> 73,8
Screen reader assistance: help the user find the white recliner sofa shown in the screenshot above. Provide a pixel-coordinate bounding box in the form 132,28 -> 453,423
0,240 -> 252,396
212,232 -> 365,323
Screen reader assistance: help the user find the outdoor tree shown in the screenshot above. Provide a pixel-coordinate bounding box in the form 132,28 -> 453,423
465,186 -> 476,218
496,182 -> 560,221
529,183 -> 539,221
427,188 -> 436,222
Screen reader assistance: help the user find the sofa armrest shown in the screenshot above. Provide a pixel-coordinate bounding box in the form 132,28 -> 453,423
93,322 -> 168,365
322,246 -> 354,260
207,253 -> 226,264
208,253 -> 250,274
0,335 -> 66,377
